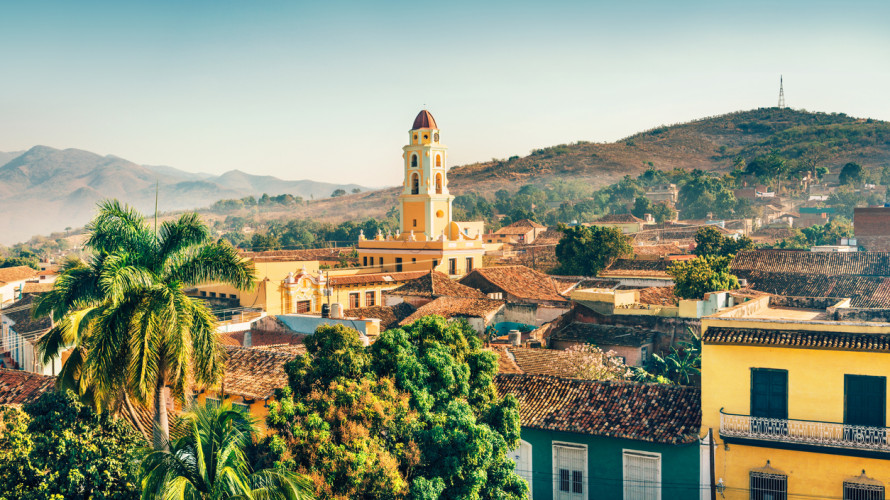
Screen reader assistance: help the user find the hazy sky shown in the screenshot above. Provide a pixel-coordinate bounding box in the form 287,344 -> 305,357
1,0 -> 888,187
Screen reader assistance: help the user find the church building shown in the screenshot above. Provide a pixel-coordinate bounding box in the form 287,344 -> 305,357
357,110 -> 485,277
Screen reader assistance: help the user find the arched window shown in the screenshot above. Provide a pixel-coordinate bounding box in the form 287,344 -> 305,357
436,154 -> 442,167
411,154 -> 418,168
435,173 -> 443,194
411,173 -> 419,195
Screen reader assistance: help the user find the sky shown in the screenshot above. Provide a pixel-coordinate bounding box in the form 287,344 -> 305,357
1,0 -> 889,188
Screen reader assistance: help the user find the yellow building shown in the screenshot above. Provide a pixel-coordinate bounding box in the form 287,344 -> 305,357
357,110 -> 485,277
701,294 -> 890,499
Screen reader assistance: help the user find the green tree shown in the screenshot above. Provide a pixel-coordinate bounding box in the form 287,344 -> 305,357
0,390 -> 142,499
330,189 -> 346,198
667,255 -> 740,300
693,226 -> 753,258
35,201 -> 256,450
266,319 -> 526,500
554,224 -> 633,276
251,233 -> 282,252
140,404 -> 313,500
630,197 -> 653,219
839,162 -> 863,185
652,328 -> 701,386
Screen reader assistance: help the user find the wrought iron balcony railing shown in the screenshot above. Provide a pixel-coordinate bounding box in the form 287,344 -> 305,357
720,409 -> 890,453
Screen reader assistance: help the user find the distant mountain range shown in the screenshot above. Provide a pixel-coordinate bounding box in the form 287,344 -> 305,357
0,146 -> 367,244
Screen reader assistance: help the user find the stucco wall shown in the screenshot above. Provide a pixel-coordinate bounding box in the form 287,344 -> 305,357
520,427 -> 700,500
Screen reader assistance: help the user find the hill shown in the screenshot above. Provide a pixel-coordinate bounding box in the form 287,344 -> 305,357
210,108 -> 890,227
0,146 -> 367,244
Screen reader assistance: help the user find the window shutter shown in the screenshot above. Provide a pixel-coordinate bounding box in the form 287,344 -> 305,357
623,451 -> 661,500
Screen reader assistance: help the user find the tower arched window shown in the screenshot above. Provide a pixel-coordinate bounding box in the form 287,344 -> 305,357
435,173 -> 443,194
411,154 -> 418,168
435,154 -> 442,167
411,173 -> 419,195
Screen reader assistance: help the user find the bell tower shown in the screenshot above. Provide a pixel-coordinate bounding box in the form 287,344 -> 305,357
400,110 -> 453,239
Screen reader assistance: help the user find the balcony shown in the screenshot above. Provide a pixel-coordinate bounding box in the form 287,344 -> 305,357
720,409 -> 890,458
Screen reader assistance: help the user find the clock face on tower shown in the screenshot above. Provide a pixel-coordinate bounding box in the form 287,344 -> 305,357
434,133 -> 439,142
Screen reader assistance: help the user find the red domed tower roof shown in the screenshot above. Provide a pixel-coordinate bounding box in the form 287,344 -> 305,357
412,109 -> 438,130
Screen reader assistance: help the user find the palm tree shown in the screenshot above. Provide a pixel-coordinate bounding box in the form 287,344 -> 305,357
140,404 -> 313,499
35,200 -> 255,449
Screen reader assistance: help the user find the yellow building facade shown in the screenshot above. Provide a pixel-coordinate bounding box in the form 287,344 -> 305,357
357,110 -> 485,277
701,295 -> 890,499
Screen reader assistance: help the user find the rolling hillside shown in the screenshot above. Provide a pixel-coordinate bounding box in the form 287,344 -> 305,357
7,108 -> 890,245
0,146 -> 367,244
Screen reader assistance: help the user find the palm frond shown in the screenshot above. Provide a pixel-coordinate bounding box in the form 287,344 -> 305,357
157,213 -> 211,265
33,264 -> 101,320
99,253 -> 157,304
86,199 -> 157,258
166,242 -> 256,290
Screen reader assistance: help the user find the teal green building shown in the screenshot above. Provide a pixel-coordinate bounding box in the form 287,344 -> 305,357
496,374 -> 703,500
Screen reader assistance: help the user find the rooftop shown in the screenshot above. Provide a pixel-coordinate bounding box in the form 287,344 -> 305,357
343,303 -> 416,330
328,270 -> 428,286
594,213 -> 644,224
734,270 -> 890,308
1,294 -> 51,338
601,259 -> 671,278
412,109 -> 438,130
495,374 -> 701,444
702,326 -> 890,352
0,266 -> 38,285
731,250 -> 890,277
459,265 -> 567,302
0,369 -> 56,405
239,247 -> 352,263
384,271 -> 483,298
399,296 -> 505,325
506,347 -> 577,378
550,322 -> 655,347
221,346 -> 297,400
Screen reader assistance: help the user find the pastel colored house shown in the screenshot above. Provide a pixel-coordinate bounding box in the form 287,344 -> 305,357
496,374 -> 703,500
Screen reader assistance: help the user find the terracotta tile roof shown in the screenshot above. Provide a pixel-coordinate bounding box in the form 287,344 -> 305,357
550,322 -> 655,348
1,294 -> 51,337
731,250 -> 890,277
0,369 -> 56,405
488,346 -> 523,374
343,303 -> 416,330
221,346 -> 297,400
507,347 -> 577,377
494,226 -> 535,236
384,271 -> 483,298
533,229 -> 562,245
735,270 -> 890,308
495,374 -> 702,444
459,266 -> 567,302
703,326 -> 890,352
22,282 -> 53,294
400,297 -> 505,325
247,330 -> 307,347
217,331 -> 245,346
637,286 -> 679,306
0,266 -> 38,285
594,213 -> 644,224
328,270 -> 428,286
507,219 -> 546,229
239,247 -> 352,263
632,243 -> 686,258
252,343 -> 308,355
412,109 -> 438,130
121,402 -> 185,442
601,259 -> 671,278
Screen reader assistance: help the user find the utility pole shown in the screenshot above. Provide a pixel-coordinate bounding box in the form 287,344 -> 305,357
709,428 -> 717,500
778,75 -> 786,109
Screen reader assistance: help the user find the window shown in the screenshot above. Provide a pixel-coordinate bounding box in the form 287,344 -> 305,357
433,259 -> 438,269
436,154 -> 442,167
640,345 -> 649,363
205,397 -> 220,409
233,402 -> 251,414
750,470 -> 787,500
349,293 -> 360,309
751,368 -> 788,419
230,294 -> 237,299
413,218 -> 417,227
209,292 -> 217,298
448,258 -> 457,275
365,291 -> 376,307
370,256 -> 375,266
623,450 -> 660,500
844,482 -> 885,500
296,300 -> 311,313
411,154 -> 418,167
200,291 -> 207,297
466,257 -> 473,273
363,256 -> 368,266
411,173 -> 419,194
395,257 -> 403,272
435,173 -> 443,193
509,440 -> 533,498
845,375 -> 886,427
553,443 -> 586,500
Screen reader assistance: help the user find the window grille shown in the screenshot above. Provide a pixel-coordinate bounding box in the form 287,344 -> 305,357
349,293 -> 360,309
365,291 -> 376,307
844,482 -> 885,500
205,397 -> 220,409
623,450 -> 661,500
232,402 -> 251,414
750,471 -> 787,500
553,443 -> 586,500
296,300 -> 311,314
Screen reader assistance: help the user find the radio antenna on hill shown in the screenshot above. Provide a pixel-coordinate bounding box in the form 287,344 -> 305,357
778,75 -> 786,109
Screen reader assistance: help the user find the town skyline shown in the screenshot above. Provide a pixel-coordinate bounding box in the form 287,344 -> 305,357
2,0 -> 889,187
